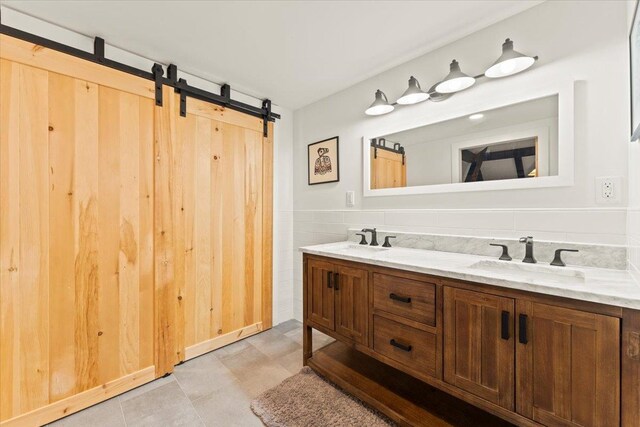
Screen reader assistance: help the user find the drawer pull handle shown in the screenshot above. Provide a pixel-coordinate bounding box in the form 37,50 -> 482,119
326,271 -> 332,289
389,339 -> 412,352
519,314 -> 528,344
501,310 -> 510,340
389,293 -> 411,304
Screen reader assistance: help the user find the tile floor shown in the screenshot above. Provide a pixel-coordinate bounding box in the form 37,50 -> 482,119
48,320 -> 334,427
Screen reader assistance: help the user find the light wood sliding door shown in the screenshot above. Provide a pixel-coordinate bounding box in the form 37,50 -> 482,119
1,33 -> 273,426
370,147 -> 406,189
0,35 -> 156,426
155,92 -> 273,369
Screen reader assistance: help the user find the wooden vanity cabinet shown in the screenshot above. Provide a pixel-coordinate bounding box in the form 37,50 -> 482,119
307,258 -> 336,330
515,301 -> 620,427
306,258 -> 369,345
444,287 -> 621,425
443,287 -> 515,411
303,254 -> 637,427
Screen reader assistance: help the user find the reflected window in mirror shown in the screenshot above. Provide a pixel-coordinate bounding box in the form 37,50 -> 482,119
460,137 -> 538,182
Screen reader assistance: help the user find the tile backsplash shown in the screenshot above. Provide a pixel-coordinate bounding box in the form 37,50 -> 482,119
628,208 -> 640,278
345,229 -> 626,270
292,208 -> 628,320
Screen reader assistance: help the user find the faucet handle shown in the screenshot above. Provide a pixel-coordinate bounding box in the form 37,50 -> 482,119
550,248 -> 579,267
355,233 -> 368,245
490,243 -> 512,261
519,236 -> 533,243
382,236 -> 396,248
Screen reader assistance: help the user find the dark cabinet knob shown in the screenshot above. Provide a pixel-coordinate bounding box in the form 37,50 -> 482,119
519,314 -> 528,344
389,293 -> 411,303
389,339 -> 412,352
501,311 -> 510,340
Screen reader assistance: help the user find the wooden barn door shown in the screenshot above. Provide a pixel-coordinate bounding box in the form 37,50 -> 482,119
0,35 -> 156,424
155,92 -> 273,367
370,147 -> 406,189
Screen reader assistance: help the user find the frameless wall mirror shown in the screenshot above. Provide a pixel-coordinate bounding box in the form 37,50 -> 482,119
364,82 -> 574,197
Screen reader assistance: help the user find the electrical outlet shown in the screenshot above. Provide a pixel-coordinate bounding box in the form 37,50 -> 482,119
595,176 -> 622,204
346,191 -> 355,207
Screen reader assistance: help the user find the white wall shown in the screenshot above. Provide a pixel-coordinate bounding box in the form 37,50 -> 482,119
0,6 -> 295,325
628,0 -> 640,275
292,1 -> 631,320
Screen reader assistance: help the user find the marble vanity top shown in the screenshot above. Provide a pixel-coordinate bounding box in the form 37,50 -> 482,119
300,241 -> 640,310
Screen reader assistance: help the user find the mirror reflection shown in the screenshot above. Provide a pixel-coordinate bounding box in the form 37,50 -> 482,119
369,95 -> 559,190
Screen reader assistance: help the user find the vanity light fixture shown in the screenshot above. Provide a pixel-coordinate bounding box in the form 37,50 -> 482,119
365,89 -> 395,116
469,113 -> 484,120
434,59 -> 476,94
363,38 -> 537,116
485,38 -> 536,78
397,76 -> 430,105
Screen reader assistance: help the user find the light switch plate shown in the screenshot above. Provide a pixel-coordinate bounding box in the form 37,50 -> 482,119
595,176 -> 622,204
346,191 -> 355,207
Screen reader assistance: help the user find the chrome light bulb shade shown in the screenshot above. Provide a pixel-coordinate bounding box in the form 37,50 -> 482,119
485,38 -> 536,78
365,89 -> 394,116
397,76 -> 429,105
434,59 -> 476,94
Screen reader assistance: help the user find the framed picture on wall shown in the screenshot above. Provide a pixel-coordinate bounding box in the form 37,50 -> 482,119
308,136 -> 340,185
631,0 -> 640,141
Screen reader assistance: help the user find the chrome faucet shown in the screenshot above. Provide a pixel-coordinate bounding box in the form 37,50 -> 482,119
361,228 -> 379,246
519,236 -> 537,263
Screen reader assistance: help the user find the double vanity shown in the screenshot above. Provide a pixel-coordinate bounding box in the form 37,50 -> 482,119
300,234 -> 640,427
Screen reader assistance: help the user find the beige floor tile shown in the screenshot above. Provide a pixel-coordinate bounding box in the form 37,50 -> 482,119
48,397 -> 125,427
250,331 -> 301,359
118,373 -> 176,403
173,352 -> 238,401
192,381 -> 262,427
214,337 -> 253,360
273,319 -> 302,334
284,327 -> 335,351
236,361 -> 293,399
218,343 -> 272,379
276,348 -> 304,375
120,381 -> 203,427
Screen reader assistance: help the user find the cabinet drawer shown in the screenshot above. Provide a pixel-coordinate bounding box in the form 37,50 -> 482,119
373,273 -> 436,326
373,315 -> 437,377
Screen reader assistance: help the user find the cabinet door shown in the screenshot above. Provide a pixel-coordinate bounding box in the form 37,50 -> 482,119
306,258 -> 335,330
334,265 -> 369,345
516,301 -> 620,427
444,287 -> 515,410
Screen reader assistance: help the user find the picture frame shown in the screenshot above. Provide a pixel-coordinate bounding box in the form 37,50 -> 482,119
308,136 -> 340,185
631,0 -> 640,141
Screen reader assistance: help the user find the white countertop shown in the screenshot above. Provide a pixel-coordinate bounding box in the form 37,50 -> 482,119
300,241 -> 640,310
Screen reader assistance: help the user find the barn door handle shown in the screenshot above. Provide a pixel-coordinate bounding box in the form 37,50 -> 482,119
501,311 -> 510,340
390,339 -> 412,352
333,272 -> 340,291
389,293 -> 411,303
519,314 -> 528,344
327,271 -> 332,289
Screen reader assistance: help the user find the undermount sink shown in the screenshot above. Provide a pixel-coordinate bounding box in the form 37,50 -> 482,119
469,260 -> 585,283
334,244 -> 390,255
